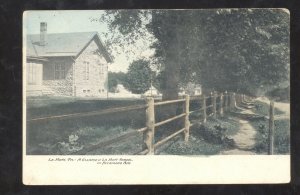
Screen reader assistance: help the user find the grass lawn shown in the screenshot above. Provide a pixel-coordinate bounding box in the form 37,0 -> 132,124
26,96 -> 236,155
161,116 -> 240,155
161,135 -> 224,155
26,96 -> 191,155
26,96 -> 147,155
27,96 -> 145,119
26,96 -> 289,155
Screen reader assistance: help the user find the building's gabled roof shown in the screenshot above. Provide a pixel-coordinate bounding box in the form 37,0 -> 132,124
26,32 -> 112,63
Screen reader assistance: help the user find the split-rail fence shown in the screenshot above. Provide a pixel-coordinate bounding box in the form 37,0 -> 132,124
27,92 -> 277,155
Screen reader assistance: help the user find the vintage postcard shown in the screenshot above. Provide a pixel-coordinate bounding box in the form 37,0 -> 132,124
23,9 -> 290,184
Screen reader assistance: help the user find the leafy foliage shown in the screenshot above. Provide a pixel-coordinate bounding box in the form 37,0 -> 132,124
125,59 -> 153,94
108,71 -> 127,92
100,9 -> 289,98
197,9 -> 290,95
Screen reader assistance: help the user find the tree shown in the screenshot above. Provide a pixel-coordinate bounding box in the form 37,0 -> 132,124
125,59 -> 153,94
100,10 -> 196,99
196,9 -> 289,96
99,9 -> 289,98
108,71 -> 127,92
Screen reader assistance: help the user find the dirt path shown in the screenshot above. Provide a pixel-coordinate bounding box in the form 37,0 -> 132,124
220,102 -> 258,155
256,97 -> 290,119
220,118 -> 257,155
220,97 -> 290,155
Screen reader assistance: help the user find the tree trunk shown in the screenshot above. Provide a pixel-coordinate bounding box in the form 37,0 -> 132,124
151,11 -> 182,101
159,23 -> 182,131
162,57 -> 180,101
152,11 -> 184,133
160,50 -> 181,125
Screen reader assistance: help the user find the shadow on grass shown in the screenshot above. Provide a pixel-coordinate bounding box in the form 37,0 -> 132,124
27,96 -> 145,119
26,97 -> 148,155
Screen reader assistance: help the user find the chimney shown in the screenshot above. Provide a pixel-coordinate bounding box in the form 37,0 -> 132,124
40,22 -> 47,46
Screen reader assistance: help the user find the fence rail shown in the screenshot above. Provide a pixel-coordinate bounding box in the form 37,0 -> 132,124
28,91 -> 267,155
154,98 -> 185,106
27,104 -> 147,122
154,113 -> 186,127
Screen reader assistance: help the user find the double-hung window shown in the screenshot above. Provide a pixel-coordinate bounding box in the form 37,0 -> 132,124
100,65 -> 105,76
54,63 -> 65,80
84,61 -> 90,80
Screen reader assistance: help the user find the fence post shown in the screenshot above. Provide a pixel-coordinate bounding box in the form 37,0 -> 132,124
236,94 -> 240,106
184,95 -> 190,142
268,101 -> 275,155
239,94 -> 242,105
202,95 -> 207,123
224,91 -> 228,112
143,97 -> 155,154
219,93 -> 224,117
213,91 -> 217,118
230,92 -> 236,111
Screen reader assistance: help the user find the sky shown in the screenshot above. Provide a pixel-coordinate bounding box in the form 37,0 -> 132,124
23,10 -> 154,72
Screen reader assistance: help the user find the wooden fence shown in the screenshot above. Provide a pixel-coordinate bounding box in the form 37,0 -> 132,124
237,96 -> 288,155
267,100 -> 290,155
268,101 -> 275,155
28,91 -> 242,155
139,92 -> 234,155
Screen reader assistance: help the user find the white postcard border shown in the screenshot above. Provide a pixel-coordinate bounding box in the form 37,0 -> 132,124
22,10 -> 290,185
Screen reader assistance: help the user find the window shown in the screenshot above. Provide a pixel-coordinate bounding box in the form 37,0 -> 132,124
87,89 -> 90,93
83,90 -> 86,93
99,65 -> 105,76
28,63 -> 37,84
84,61 -> 90,80
54,63 -> 65,80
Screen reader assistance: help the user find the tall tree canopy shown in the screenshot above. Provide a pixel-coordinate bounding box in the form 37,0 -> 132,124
100,9 -> 289,99
198,9 -> 289,95
125,59 -> 153,94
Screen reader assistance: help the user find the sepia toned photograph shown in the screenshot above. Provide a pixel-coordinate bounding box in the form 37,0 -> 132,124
24,9 -> 290,157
